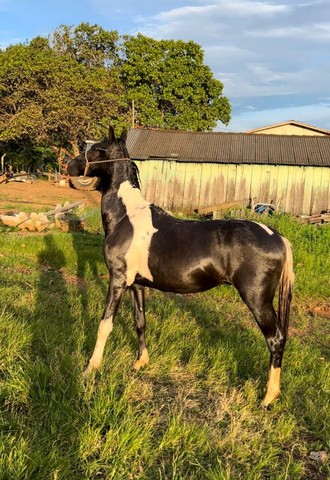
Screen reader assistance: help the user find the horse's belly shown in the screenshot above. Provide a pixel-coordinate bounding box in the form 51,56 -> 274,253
135,261 -> 229,294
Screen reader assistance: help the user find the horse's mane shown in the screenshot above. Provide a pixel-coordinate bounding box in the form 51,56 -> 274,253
129,161 -> 141,190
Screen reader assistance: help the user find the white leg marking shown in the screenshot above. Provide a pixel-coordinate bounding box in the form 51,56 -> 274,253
261,366 -> 281,407
252,221 -> 274,236
118,181 -> 158,285
84,317 -> 113,375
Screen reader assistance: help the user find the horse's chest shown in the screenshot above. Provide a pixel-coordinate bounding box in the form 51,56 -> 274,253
118,181 -> 158,286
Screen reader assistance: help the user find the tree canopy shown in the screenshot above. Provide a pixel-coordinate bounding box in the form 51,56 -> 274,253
0,26 -> 125,163
0,23 -> 231,169
121,34 -> 230,131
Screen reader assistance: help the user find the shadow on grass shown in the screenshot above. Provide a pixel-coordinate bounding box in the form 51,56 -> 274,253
21,234 -> 84,477
1,232 -> 112,478
70,230 -> 107,348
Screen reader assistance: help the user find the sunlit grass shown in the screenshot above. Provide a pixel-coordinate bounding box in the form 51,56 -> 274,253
0,215 -> 329,479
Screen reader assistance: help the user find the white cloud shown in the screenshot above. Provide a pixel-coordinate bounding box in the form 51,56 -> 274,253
154,1 -> 290,22
247,22 -> 330,39
213,0 -> 290,16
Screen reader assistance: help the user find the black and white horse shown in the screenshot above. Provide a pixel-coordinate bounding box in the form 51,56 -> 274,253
68,127 -> 294,407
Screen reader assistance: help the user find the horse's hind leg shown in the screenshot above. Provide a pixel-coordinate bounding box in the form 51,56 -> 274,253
129,284 -> 149,370
258,305 -> 286,408
239,287 -> 286,407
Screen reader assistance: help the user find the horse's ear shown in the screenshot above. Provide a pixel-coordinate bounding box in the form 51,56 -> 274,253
120,129 -> 128,142
108,126 -> 116,143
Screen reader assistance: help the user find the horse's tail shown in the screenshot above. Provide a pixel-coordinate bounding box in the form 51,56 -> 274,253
278,237 -> 294,335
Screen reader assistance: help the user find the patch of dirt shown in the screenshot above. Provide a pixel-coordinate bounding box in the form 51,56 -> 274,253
0,179 -> 101,213
309,305 -> 330,318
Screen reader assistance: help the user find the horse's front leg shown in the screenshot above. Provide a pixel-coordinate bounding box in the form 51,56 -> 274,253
129,284 -> 149,370
84,279 -> 126,376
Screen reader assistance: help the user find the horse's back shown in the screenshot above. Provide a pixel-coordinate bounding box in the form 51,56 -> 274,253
151,208 -> 284,255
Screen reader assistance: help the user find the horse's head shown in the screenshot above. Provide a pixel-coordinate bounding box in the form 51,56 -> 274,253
67,126 -> 129,178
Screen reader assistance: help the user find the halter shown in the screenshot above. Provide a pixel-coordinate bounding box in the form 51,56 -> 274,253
83,149 -> 131,176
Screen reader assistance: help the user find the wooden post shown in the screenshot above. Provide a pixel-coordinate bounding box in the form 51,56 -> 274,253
132,99 -> 135,129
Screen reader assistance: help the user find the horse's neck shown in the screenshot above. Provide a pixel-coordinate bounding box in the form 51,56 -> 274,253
100,161 -> 137,233
101,179 -> 148,235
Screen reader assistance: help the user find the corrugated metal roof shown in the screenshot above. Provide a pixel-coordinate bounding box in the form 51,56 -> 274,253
126,128 -> 330,167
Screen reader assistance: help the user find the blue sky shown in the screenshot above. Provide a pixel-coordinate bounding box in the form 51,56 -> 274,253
1,0 -> 330,132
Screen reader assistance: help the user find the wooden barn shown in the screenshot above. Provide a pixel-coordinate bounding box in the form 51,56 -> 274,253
126,128 -> 330,216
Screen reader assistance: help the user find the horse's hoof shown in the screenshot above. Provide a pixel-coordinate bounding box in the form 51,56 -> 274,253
133,349 -> 149,371
82,363 -> 98,378
133,360 -> 143,370
82,368 -> 91,378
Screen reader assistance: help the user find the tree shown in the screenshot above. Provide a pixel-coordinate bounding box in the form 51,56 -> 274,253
0,25 -> 232,171
0,39 -> 48,144
120,34 -> 231,130
51,23 -> 120,69
0,32 -> 127,166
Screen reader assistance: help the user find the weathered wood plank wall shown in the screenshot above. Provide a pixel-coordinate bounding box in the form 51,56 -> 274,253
135,160 -> 330,215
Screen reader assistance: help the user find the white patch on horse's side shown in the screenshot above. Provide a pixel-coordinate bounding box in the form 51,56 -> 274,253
118,181 -> 158,286
252,221 -> 274,236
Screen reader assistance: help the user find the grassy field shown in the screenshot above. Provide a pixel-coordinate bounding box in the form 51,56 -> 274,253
0,212 -> 329,479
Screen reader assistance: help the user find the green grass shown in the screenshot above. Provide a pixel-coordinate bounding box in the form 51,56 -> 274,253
0,214 -> 329,479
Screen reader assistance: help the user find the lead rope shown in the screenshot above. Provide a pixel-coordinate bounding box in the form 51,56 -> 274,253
83,149 -> 90,176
